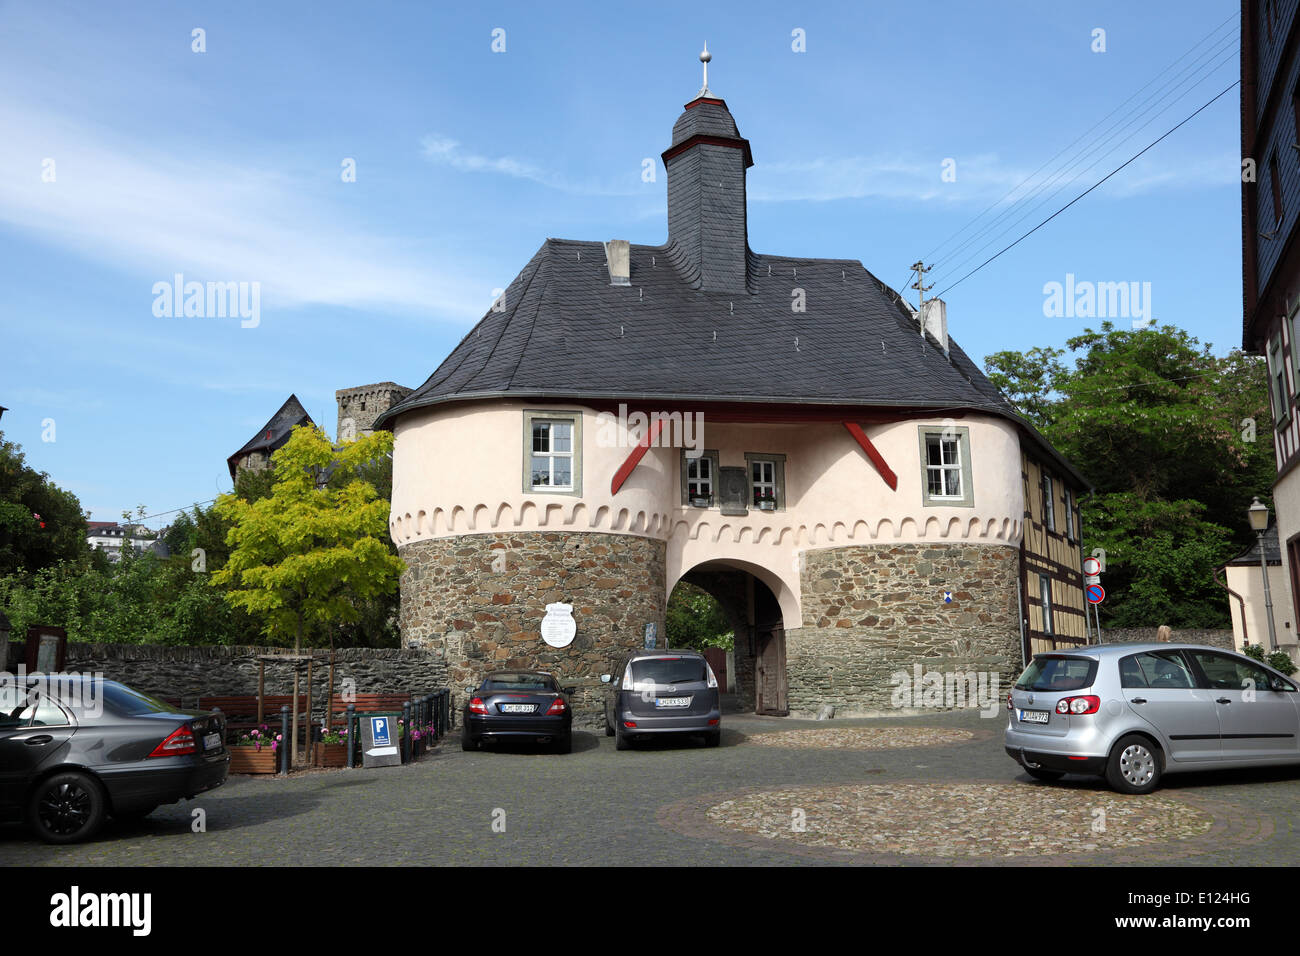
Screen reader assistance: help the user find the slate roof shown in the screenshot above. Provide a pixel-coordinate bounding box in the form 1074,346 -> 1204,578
227,394 -> 313,479
375,239 -> 1087,487
1227,521 -> 1281,566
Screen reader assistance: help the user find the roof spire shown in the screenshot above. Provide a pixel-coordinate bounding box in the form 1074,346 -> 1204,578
698,43 -> 712,97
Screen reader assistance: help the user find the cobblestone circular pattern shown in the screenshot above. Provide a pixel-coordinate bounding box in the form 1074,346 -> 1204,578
658,780 -> 1275,866
743,726 -> 978,750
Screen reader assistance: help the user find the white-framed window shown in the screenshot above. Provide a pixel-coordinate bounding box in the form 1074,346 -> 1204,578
685,453 -> 715,505
531,420 -> 573,489
1039,573 -> 1054,635
522,410 -> 582,495
1064,487 -> 1075,541
918,426 -> 973,507
926,435 -> 962,498
751,459 -> 776,506
1042,474 -> 1056,532
743,453 -> 786,510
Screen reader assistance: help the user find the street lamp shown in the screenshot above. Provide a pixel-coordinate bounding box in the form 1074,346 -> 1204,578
1248,497 -> 1279,651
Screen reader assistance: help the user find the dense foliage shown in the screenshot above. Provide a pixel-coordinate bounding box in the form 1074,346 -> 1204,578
985,322 -> 1274,628
666,582 -> 733,651
0,433 -> 88,575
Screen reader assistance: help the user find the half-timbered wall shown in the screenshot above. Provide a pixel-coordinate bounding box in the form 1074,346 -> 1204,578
1020,451 -> 1088,656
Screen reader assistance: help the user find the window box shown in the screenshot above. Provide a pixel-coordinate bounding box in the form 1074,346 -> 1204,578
756,497 -> 777,512
690,496 -> 712,509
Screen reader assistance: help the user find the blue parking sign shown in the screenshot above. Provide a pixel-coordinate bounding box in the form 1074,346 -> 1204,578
371,716 -> 390,747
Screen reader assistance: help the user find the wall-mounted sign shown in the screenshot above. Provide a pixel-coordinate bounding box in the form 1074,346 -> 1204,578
25,626 -> 66,673
541,603 -> 576,648
644,622 -> 657,649
942,591 -> 953,604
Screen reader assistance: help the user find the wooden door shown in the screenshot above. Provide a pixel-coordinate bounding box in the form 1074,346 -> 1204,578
755,627 -> 788,715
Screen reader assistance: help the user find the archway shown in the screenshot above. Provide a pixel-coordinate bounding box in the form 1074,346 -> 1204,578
668,559 -> 788,716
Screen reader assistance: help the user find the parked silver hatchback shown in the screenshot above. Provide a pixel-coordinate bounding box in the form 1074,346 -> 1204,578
1005,643 -> 1300,793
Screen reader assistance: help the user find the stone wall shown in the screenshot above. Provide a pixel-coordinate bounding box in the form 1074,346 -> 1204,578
3,641 -> 446,721
788,543 -> 1022,718
1098,628 -> 1234,650
398,531 -> 666,722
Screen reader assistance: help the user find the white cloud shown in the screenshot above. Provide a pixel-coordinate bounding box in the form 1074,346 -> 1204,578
0,103 -> 490,320
420,134 -> 637,197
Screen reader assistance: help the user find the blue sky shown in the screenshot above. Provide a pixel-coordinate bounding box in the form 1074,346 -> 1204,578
0,0 -> 1240,525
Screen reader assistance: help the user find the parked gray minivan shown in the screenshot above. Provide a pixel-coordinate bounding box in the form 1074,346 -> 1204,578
601,650 -> 721,749
1006,643 -> 1300,793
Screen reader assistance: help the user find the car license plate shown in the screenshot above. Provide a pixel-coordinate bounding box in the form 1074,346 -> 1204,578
655,697 -> 691,708
1019,709 -> 1050,724
500,704 -> 535,713
203,732 -> 221,750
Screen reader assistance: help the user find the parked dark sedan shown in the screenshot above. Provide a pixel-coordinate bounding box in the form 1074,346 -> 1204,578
0,674 -> 229,843
461,671 -> 573,753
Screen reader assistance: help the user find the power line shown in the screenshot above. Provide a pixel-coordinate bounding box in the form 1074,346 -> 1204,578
932,39 -> 1238,283
932,79 -> 1240,300
919,13 -> 1237,270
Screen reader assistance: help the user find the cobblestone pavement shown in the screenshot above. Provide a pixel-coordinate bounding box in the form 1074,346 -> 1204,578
3,708 -> 1298,866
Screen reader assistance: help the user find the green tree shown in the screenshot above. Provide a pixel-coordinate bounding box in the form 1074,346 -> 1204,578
212,424 -> 404,651
985,322 -> 1272,627
0,433 -> 89,574
666,582 -> 733,651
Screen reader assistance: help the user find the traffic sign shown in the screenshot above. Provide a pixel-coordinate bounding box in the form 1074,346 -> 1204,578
1082,557 -> 1102,576
1085,584 -> 1105,604
1084,573 -> 1100,585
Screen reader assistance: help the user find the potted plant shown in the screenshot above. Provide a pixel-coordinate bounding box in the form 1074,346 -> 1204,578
312,726 -> 349,768
755,491 -> 777,511
228,725 -> 281,774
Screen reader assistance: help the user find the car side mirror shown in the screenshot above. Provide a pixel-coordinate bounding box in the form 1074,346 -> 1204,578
600,674 -> 611,683
465,686 -> 475,695
1271,677 -> 1294,692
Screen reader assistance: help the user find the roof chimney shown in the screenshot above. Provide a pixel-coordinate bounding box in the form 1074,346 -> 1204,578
604,239 -> 631,286
921,298 -> 949,356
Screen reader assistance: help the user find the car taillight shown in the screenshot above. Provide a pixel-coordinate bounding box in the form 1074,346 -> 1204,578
1006,693 -> 1013,711
1055,695 -> 1100,715
622,663 -> 636,691
468,697 -> 488,715
706,664 -> 718,689
546,696 -> 567,715
148,725 -> 196,758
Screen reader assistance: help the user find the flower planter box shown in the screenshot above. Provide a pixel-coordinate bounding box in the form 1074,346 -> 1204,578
312,742 -> 349,768
689,497 -> 711,508
228,747 -> 279,774
757,501 -> 776,511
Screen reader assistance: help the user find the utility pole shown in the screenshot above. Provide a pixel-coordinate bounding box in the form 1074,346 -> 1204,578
910,261 -> 933,310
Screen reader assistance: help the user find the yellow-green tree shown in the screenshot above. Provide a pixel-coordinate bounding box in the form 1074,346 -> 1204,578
213,425 -> 404,759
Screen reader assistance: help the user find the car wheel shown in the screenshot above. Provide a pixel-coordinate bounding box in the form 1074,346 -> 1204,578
705,731 -> 721,748
604,718 -> 615,737
1023,766 -> 1064,782
554,733 -> 572,754
615,731 -> 631,751
1106,735 -> 1162,794
28,771 -> 106,844
461,734 -> 479,752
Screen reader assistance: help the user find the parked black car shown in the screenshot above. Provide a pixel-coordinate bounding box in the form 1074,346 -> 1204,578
602,650 -> 721,749
461,670 -> 573,753
0,675 -> 230,843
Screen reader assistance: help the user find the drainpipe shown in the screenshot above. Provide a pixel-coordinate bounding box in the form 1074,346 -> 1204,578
1213,565 -> 1250,647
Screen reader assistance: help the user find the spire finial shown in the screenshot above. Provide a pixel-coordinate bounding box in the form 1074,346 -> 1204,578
698,42 -> 712,97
